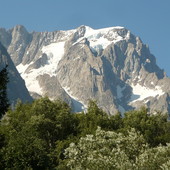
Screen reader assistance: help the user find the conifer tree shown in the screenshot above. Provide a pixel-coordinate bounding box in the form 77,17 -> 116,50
0,65 -> 9,118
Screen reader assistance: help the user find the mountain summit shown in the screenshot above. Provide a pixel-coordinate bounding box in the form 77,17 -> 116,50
0,25 -> 170,114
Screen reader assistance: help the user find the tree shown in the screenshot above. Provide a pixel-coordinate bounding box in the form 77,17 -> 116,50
123,107 -> 170,146
0,98 -> 77,169
0,65 -> 9,118
62,127 -> 146,169
62,127 -> 170,170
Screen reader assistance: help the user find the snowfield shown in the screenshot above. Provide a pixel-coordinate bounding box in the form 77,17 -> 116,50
129,83 -> 164,103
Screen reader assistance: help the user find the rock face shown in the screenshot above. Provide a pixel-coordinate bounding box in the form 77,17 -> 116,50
0,42 -> 32,105
0,25 -> 170,114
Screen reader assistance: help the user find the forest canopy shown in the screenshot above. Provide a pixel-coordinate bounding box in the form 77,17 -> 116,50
0,97 -> 170,169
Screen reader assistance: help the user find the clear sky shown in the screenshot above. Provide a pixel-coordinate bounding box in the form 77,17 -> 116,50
1,0 -> 170,76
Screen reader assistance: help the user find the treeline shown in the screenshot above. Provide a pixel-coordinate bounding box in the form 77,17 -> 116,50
0,98 -> 170,169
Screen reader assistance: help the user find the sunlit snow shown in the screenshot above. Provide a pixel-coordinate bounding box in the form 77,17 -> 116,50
129,83 -> 164,103
41,42 -> 65,68
17,42 -> 65,95
17,63 -> 32,74
74,26 -> 127,52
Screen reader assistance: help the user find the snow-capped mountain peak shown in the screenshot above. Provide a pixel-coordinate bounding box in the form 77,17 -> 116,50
1,25 -> 170,114
73,25 -> 129,53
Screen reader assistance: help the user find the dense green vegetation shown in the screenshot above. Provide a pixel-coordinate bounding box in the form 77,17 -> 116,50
0,65 -> 9,118
63,128 -> 170,170
0,98 -> 170,169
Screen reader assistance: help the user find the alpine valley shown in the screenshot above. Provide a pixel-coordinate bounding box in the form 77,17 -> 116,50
0,25 -> 170,115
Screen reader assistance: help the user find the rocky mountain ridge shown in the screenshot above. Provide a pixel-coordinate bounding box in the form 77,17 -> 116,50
0,42 -> 32,105
0,25 -> 170,114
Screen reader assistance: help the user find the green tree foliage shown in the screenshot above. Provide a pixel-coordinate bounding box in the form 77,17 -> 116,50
0,98 -> 170,169
75,100 -> 122,136
63,127 -> 170,170
0,97 -> 77,169
0,65 -> 9,118
123,107 -> 170,146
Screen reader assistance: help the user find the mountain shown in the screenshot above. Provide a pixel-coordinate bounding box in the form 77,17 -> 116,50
0,42 -> 32,105
0,25 -> 170,114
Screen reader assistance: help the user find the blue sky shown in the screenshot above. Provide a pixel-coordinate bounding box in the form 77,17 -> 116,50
1,0 -> 170,76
